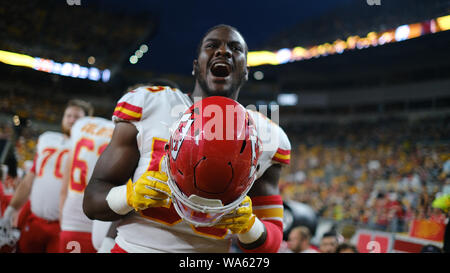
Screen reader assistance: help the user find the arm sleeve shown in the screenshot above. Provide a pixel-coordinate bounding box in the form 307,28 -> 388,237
239,195 -> 284,253
271,127 -> 291,166
112,88 -> 147,123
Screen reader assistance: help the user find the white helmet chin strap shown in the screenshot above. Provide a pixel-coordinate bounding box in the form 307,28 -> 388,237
188,195 -> 223,208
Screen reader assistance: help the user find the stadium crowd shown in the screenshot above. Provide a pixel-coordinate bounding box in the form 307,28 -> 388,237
281,116 -> 450,233
0,81 -> 113,125
266,0 -> 450,50
0,0 -> 154,68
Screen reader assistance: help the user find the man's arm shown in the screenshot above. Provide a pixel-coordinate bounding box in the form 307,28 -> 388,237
1,171 -> 35,225
83,122 -> 140,221
8,171 -> 35,211
59,152 -> 72,222
248,164 -> 281,197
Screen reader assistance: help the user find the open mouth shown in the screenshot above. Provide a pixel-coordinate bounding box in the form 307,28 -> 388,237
210,63 -> 231,78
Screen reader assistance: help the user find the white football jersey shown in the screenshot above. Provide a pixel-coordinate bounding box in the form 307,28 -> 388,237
247,110 -> 291,179
112,86 -> 291,253
29,131 -> 71,221
61,117 -> 114,233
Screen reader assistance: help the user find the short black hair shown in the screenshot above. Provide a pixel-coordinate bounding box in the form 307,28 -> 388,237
322,231 -> 337,238
195,24 -> 248,59
148,78 -> 180,90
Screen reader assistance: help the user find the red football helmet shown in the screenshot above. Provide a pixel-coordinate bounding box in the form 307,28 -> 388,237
166,96 -> 261,227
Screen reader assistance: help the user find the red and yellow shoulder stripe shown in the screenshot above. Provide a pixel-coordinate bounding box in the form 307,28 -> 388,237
252,195 -> 284,223
113,101 -> 142,121
272,148 -> 290,165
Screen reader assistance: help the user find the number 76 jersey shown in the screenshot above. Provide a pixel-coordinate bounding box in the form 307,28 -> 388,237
29,131 -> 71,221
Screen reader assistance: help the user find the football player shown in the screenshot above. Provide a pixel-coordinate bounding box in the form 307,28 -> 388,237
59,116 -> 114,253
83,24 -> 291,253
0,100 -> 92,253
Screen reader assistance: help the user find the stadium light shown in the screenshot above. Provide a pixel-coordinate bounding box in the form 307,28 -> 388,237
135,50 -> 143,58
52,62 -> 62,74
0,50 -> 110,82
71,64 -> 81,78
277,93 -> 298,106
61,63 -> 73,76
437,15 -> 450,31
395,25 -> 410,42
88,67 -> 101,81
129,55 -> 138,64
140,44 -> 148,53
334,40 -> 346,54
276,48 -> 292,64
88,56 -> 96,65
247,51 -> 278,66
292,46 -> 307,60
79,67 -> 89,79
0,50 -> 35,68
102,69 -> 111,82
247,14 -> 450,67
253,71 -> 264,80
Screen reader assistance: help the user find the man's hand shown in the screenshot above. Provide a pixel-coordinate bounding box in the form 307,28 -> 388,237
0,217 -> 12,231
214,196 -> 256,234
0,206 -> 17,230
0,218 -> 20,248
0,206 -> 21,248
126,171 -> 171,211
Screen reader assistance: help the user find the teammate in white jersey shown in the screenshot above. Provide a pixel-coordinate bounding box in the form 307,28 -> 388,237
83,25 -> 291,253
59,116 -> 114,253
0,100 -> 93,253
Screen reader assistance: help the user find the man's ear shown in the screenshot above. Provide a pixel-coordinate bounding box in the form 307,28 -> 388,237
192,60 -> 198,76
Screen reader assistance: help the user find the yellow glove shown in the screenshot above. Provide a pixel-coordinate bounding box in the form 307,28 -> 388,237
214,196 -> 256,234
126,171 -> 171,211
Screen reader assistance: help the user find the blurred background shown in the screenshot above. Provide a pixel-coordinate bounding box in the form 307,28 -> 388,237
1,0 -> 449,252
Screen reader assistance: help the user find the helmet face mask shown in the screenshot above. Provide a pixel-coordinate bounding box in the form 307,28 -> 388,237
167,155 -> 258,227
166,96 -> 261,227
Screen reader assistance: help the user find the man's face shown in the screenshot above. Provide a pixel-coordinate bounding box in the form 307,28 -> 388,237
319,236 -> 338,253
61,106 -> 85,136
194,26 -> 249,98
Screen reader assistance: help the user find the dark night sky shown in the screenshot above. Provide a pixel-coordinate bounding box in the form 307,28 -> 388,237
92,0 -> 357,75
